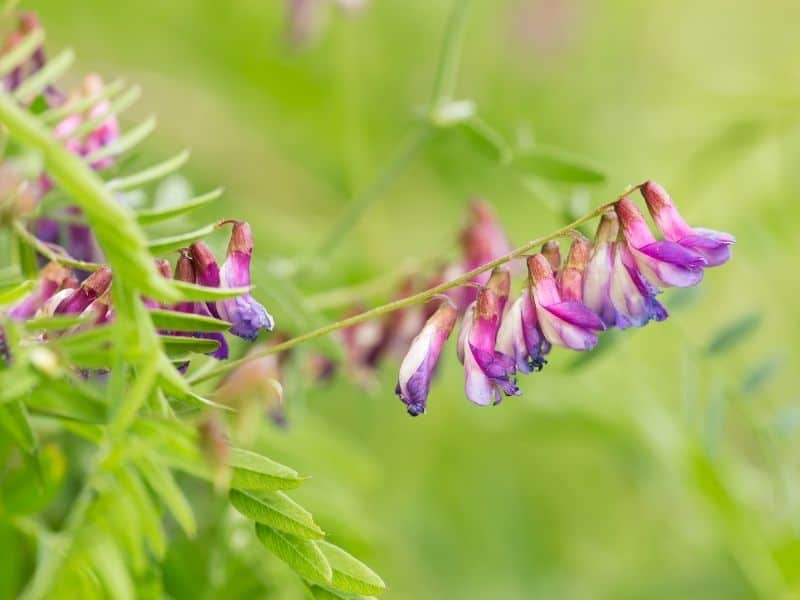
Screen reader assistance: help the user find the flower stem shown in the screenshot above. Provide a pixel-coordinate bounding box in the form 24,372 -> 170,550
12,218 -> 104,272
190,198 -> 618,385
429,0 -> 473,111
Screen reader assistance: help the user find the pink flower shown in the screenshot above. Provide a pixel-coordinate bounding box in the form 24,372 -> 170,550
395,299 -> 458,416
529,254 -> 604,350
460,286 -> 520,406
640,180 -> 735,267
496,287 -> 550,374
7,262 -> 74,320
615,197 -> 706,288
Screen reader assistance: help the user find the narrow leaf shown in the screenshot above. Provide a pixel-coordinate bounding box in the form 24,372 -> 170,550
0,400 -> 37,454
106,150 -> 190,192
68,85 -> 142,140
161,334 -> 220,356
513,145 -> 606,183
13,49 -> 75,102
0,279 -> 34,305
229,448 -> 305,491
254,524 -> 332,584
136,188 -> 222,224
40,78 -> 125,124
135,457 -> 196,537
171,280 -> 250,301
318,541 -> 386,596
116,467 -> 166,558
706,313 -> 762,356
458,117 -> 512,164
0,29 -> 45,76
230,489 -> 324,539
84,115 -> 156,164
149,309 -> 231,332
147,222 -> 217,255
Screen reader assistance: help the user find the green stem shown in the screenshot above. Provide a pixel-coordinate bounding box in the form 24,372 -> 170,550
12,219 -> 103,272
191,200 -> 617,385
314,125 -> 433,255
429,0 -> 473,111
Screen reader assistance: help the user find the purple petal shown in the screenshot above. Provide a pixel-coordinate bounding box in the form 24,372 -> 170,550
218,295 -> 275,341
544,301 -> 605,331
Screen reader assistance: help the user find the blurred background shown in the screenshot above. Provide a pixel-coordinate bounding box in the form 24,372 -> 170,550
21,0 -> 800,598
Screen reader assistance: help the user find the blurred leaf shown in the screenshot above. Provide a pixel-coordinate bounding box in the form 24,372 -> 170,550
512,145 -> 605,183
230,489 -> 325,539
457,117 -> 512,164
706,313 -> 762,356
87,537 -> 134,600
135,457 -> 196,538
149,309 -> 231,332
85,115 -> 156,164
161,334 -> 220,357
27,378 -> 108,423
229,448 -> 305,491
254,523 -> 332,584
24,314 -> 91,331
0,279 -> 35,305
136,188 -> 222,224
308,585 -> 377,600
740,355 -> 783,395
0,28 -> 45,76
116,467 -> 166,559
317,541 -> 386,596
12,48 -> 75,102
0,400 -> 37,454
1,444 -> 65,514
107,150 -> 190,192
0,368 -> 39,403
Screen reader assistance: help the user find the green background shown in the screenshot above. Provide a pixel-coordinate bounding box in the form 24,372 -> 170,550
25,1 -> 800,597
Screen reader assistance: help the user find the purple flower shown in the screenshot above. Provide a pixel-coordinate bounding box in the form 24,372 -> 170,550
583,211 -> 667,329
172,253 -> 228,360
189,222 -> 275,341
460,286 -> 520,406
615,198 -> 706,288
529,254 -> 605,351
7,262 -> 74,320
54,267 -> 112,315
557,237 -> 591,303
395,299 -> 458,416
485,266 -> 511,317
640,180 -> 735,267
496,287 -> 550,374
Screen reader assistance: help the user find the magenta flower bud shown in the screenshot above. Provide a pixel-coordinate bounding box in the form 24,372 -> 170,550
557,237 -> 590,302
461,287 -> 520,406
541,240 -> 562,273
189,241 -> 221,288
608,242 -> 668,328
496,287 -> 550,374
485,267 -> 511,316
7,262 -> 74,320
172,253 -> 228,360
55,267 -> 111,315
583,211 -> 619,327
529,254 -> 604,351
615,197 -> 706,288
216,222 -> 275,340
395,299 -> 458,416
640,181 -> 735,267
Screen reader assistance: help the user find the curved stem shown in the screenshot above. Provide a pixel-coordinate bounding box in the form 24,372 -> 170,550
12,219 -> 103,272
429,0 -> 473,110
190,198 -> 618,385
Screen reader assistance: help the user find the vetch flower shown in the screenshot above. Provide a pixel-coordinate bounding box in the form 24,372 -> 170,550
485,266 -> 511,316
54,267 -> 111,315
7,262 -> 74,320
496,286 -> 550,374
640,180 -> 735,267
189,222 -> 275,341
395,298 -> 458,416
460,286 -> 520,406
529,254 -> 604,350
615,197 -> 706,288
608,241 -> 668,329
583,211 -> 619,327
541,240 -> 562,273
557,237 -> 590,302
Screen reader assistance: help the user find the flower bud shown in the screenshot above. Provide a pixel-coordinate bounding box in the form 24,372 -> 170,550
558,237 -> 590,302
541,240 -> 562,273
55,267 -> 111,315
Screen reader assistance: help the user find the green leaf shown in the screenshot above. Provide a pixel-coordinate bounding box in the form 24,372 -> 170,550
513,145 -> 606,183
87,537 -> 134,600
741,355 -> 783,395
26,378 -> 108,423
84,115 -> 157,164
0,279 -> 34,305
69,85 -> 142,140
13,48 -> 75,102
308,585 -> 377,600
136,188 -> 222,224
135,457 -> 196,538
171,280 -> 251,301
107,149 -> 190,192
229,448 -> 305,491
254,524 -> 332,584
116,467 -> 166,558
0,368 -> 39,404
318,541 -> 386,596
458,117 -> 512,164
0,28 -> 45,76
147,222 -> 218,255
706,313 -> 762,356
230,489 -> 325,539
24,314 -> 92,332
161,334 -> 220,357
149,309 -> 231,332
0,400 -> 37,454
40,79 -> 125,124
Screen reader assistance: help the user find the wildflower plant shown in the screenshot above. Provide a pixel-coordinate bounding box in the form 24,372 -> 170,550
0,4 -> 737,599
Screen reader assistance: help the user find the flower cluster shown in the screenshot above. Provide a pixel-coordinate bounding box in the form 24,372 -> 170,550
4,221 -> 274,361
395,183 -> 734,416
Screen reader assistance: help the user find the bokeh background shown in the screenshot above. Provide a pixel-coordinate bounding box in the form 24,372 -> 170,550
26,0 -> 800,598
